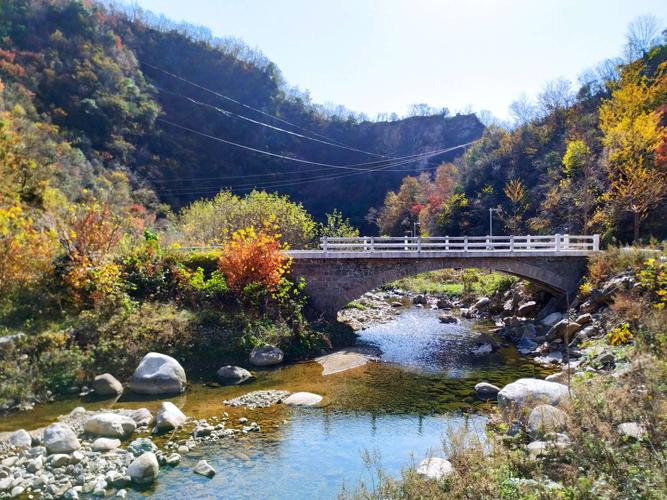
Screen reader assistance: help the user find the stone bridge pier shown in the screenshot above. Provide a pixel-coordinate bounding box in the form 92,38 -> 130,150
289,255 -> 589,320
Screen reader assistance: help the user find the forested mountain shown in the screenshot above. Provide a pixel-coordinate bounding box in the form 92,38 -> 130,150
375,38 -> 667,243
0,0 -> 483,232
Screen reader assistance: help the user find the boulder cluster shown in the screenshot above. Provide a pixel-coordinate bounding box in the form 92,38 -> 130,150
0,339 -> 301,498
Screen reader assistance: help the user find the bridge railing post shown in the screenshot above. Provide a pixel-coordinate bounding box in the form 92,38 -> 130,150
510,235 -> 515,252
464,236 -> 469,252
371,236 -> 375,252
555,233 -> 561,252
322,237 -> 328,253
417,236 -> 422,253
526,234 -> 531,250
445,236 -> 449,251
593,234 -> 600,251
564,234 -> 570,251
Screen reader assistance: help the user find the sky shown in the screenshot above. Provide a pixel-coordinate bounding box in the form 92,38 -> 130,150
134,0 -> 665,121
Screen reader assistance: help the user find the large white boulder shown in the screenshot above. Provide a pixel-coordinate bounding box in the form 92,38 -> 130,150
128,353 -> 187,395
154,402 -> 187,433
497,378 -> 569,411
128,452 -> 159,485
249,345 -> 284,367
415,457 -> 454,480
283,392 -> 323,407
84,413 -> 137,438
43,423 -> 80,454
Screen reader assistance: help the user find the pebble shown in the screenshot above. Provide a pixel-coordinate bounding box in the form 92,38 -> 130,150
193,460 -> 216,478
224,390 -> 291,409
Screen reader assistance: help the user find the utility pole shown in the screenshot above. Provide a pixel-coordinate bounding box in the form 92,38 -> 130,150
489,208 -> 502,237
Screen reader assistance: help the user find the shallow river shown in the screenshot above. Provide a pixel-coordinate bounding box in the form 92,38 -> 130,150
1,308 -> 550,499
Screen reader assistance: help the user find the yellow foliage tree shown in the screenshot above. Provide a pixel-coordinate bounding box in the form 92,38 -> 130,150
503,179 -> 527,233
599,61 -> 667,241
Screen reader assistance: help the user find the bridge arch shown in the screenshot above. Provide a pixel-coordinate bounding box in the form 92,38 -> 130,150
290,255 -> 588,320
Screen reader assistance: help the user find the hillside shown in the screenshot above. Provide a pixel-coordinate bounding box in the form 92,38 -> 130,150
375,43 -> 666,242
0,0 -> 483,232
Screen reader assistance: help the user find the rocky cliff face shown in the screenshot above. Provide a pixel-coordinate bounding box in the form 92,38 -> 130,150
284,113 -> 484,231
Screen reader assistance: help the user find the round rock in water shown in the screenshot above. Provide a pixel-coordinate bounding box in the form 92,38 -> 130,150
283,392 -> 323,407
92,373 -> 123,397
128,452 -> 159,485
438,313 -> 459,324
416,457 -> 454,480
128,352 -> 187,395
193,459 -> 216,478
217,365 -> 253,385
474,382 -> 501,401
154,401 -> 187,433
249,345 -> 284,367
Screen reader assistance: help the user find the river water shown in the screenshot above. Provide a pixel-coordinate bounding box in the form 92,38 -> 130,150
0,308 -> 550,499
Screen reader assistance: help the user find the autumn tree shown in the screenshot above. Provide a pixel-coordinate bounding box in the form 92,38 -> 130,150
178,190 -> 316,247
375,163 -> 459,236
0,204 -> 57,294
502,179 -> 527,233
599,60 -> 667,241
607,160 -> 666,242
60,204 -> 125,307
318,210 -> 359,238
218,227 -> 291,294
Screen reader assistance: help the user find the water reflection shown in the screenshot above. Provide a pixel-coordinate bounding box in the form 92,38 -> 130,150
1,306 -> 550,499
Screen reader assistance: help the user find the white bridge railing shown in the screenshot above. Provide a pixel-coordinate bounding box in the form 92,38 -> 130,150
314,234 -> 599,253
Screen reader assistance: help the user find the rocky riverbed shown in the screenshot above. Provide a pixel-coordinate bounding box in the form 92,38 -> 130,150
0,270 -> 639,499
0,394 -> 285,500
336,288 -> 460,331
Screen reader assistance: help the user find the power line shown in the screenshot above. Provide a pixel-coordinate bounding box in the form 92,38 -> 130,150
141,61 -> 390,158
149,141 -> 475,196
157,118 -> 474,172
158,87 -> 400,159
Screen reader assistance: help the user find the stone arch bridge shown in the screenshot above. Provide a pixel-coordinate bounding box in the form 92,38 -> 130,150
288,235 -> 599,320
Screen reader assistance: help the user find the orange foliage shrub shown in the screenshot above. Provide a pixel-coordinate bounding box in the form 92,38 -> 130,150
218,227 -> 290,293
0,205 -> 56,291
62,204 -> 124,306
65,204 -> 123,263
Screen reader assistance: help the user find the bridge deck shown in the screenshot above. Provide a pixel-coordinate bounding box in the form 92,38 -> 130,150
288,234 -> 599,258
288,250 -> 594,258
